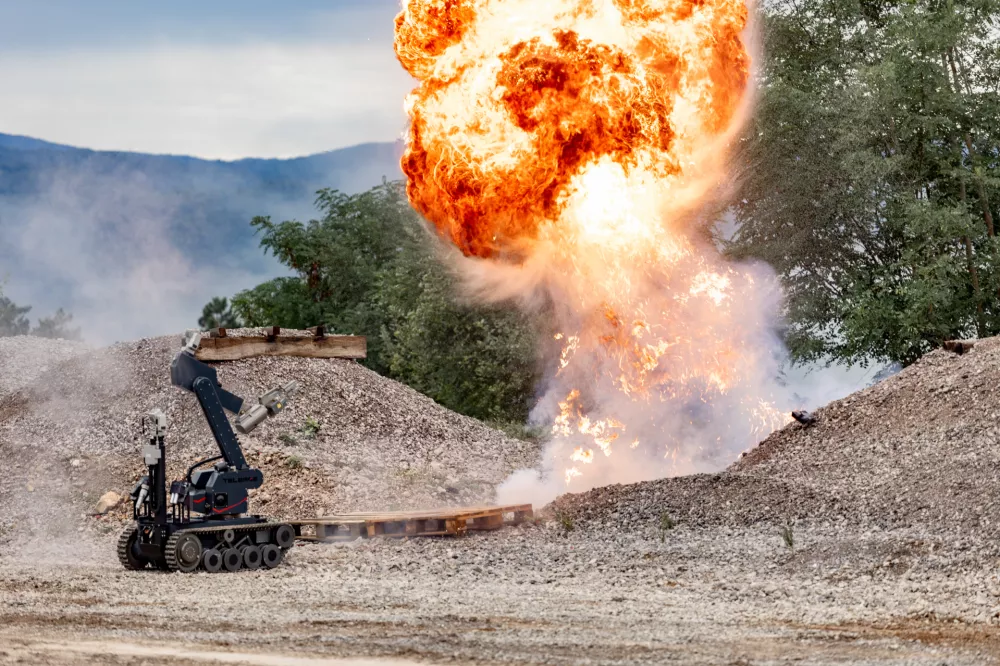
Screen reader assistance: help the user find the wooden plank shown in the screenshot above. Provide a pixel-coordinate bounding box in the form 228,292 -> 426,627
328,504 -> 533,521
289,504 -> 531,542
309,521 -> 368,543
468,514 -> 504,531
300,505 -> 533,525
195,335 -> 367,362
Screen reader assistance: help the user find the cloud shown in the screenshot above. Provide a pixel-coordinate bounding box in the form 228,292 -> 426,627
0,41 -> 413,159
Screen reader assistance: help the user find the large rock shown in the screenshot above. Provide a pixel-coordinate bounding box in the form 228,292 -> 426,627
95,491 -> 122,515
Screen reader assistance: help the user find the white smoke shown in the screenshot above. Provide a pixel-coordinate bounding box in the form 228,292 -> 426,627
479,247 -> 792,506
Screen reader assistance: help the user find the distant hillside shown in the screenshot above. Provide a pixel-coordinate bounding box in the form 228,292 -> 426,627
0,133 -> 403,343
0,137 -> 403,198
0,133 -> 74,152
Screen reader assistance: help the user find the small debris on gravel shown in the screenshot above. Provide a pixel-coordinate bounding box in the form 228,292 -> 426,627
791,409 -> 817,425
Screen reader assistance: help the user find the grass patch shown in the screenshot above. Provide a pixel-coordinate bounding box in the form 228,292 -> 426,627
278,433 -> 298,446
659,511 -> 675,542
299,417 -> 321,439
781,524 -> 794,550
285,455 -> 304,470
555,511 -> 575,536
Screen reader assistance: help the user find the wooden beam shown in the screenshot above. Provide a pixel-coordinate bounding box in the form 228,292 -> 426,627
195,335 -> 366,362
287,505 -> 533,542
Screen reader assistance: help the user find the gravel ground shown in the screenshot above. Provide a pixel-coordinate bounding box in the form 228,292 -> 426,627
4,333 -> 1000,664
3,525 -> 1000,664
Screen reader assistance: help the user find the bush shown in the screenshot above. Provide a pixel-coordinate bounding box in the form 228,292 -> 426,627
223,182 -> 541,423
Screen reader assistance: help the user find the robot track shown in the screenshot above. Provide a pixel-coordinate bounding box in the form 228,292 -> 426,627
120,522 -> 295,573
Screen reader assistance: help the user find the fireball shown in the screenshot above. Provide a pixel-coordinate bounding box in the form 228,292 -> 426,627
395,0 -> 750,257
395,0 -> 787,491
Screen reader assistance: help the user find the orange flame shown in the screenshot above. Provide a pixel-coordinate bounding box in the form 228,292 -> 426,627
395,0 -> 750,257
396,0 -> 784,490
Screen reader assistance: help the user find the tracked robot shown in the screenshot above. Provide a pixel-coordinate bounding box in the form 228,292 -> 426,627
117,332 -> 299,573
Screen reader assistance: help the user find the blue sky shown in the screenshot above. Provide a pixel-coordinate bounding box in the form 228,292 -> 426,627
0,1 -> 413,158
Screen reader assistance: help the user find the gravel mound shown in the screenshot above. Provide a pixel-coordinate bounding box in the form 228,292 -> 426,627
0,336 -> 89,397
0,330 -> 539,552
557,337 -> 1000,536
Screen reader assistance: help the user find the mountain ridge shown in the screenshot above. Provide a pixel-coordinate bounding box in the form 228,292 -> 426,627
0,132 -> 399,162
0,131 -> 404,343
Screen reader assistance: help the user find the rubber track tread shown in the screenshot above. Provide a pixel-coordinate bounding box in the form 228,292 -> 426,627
117,527 -> 145,570
177,521 -> 286,537
165,523 -> 292,573
163,532 -> 185,572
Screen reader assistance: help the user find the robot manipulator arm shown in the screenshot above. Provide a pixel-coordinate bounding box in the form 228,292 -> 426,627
130,476 -> 150,512
235,381 -> 301,434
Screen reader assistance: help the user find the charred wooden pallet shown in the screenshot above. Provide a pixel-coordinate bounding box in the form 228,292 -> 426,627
290,504 -> 533,542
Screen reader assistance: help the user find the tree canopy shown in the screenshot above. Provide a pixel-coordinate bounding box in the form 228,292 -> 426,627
0,292 -> 31,337
0,284 -> 81,340
224,182 -> 540,423
198,297 -> 241,330
730,0 -> 1000,366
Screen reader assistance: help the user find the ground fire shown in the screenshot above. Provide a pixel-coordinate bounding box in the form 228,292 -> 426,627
395,0 -> 790,492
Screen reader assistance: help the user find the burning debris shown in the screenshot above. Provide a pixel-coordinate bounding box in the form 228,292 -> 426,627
791,410 -> 817,426
395,0 -> 790,495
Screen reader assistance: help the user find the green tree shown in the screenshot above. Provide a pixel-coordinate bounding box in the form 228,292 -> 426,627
229,181 -> 540,422
198,296 -> 242,330
0,284 -> 82,339
230,278 -> 320,331
731,0 -> 1000,367
31,308 -> 82,340
376,216 -> 540,422
0,286 -> 31,337
232,182 -> 411,373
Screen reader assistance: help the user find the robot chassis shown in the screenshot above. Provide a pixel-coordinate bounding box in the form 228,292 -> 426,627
118,332 -> 299,573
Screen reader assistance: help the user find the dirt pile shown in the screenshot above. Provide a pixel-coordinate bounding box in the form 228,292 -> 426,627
557,337 -> 1000,536
0,331 -> 539,552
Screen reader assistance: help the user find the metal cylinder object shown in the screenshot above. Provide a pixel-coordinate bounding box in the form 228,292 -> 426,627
235,404 -> 268,434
